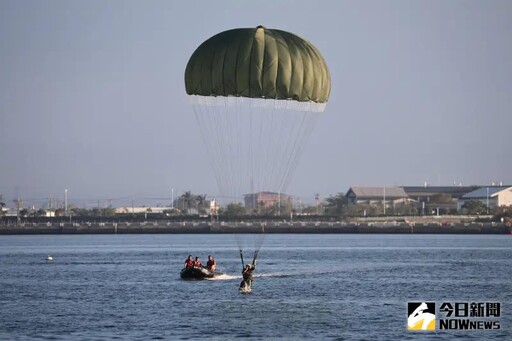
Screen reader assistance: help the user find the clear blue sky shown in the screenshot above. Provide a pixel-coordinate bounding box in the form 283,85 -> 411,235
1,0 -> 511,207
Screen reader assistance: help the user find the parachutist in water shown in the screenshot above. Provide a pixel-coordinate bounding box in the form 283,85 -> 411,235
240,262 -> 255,290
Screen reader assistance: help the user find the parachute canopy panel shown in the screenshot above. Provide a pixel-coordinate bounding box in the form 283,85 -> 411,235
185,26 -> 331,104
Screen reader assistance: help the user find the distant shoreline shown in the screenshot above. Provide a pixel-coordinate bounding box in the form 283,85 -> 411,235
0,221 -> 510,235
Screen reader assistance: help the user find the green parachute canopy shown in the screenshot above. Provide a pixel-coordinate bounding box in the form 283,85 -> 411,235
185,26 -> 331,103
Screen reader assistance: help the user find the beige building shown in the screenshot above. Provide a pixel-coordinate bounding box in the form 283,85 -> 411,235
345,187 -> 410,205
457,186 -> 512,210
244,192 -> 291,210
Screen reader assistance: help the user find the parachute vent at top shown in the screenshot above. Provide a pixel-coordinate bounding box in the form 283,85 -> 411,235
185,26 -> 331,105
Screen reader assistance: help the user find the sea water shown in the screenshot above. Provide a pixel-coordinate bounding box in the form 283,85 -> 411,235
0,234 -> 511,340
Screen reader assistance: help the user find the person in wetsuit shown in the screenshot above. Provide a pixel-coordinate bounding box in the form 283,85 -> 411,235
240,263 -> 256,289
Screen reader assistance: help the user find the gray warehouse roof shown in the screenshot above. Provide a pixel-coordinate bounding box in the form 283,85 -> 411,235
461,186 -> 512,199
347,187 -> 408,199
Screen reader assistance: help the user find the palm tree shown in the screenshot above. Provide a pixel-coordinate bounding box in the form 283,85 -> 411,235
196,194 -> 207,215
180,191 -> 196,214
324,193 -> 348,216
0,194 -> 5,216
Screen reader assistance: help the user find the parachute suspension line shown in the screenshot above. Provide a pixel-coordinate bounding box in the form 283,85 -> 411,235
207,100 -> 230,198
279,110 -> 312,192
190,96 -> 325,203
219,98 -> 231,200
235,234 -> 245,267
280,111 -> 321,193
262,101 -> 278,193
252,99 -> 261,194
265,102 -> 287,192
276,105 -> 303,192
231,99 -> 245,201
240,98 -> 248,202
235,233 -> 264,267
265,104 -> 311,195
227,98 -> 241,200
253,232 -> 265,264
254,99 -> 263,195
207,102 -> 227,195
240,248 -> 245,267
192,97 -> 238,201
192,102 -> 224,196
245,98 -> 322,198
222,97 -> 236,200
249,99 -> 254,201
233,97 -> 241,201
276,106 -> 292,192
236,97 -> 245,202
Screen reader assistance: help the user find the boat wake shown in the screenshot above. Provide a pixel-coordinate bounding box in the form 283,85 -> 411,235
206,271 -> 332,281
206,274 -> 240,281
206,273 -> 292,281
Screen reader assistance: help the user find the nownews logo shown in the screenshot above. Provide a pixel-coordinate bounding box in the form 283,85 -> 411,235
407,301 -> 501,331
408,302 -> 436,330
439,302 -> 501,330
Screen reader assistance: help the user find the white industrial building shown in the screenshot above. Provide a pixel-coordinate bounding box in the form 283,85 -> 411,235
457,186 -> 512,210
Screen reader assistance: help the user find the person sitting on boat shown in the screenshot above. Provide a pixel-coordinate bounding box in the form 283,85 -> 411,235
240,263 -> 256,289
206,255 -> 216,272
184,255 -> 194,268
193,256 -> 202,267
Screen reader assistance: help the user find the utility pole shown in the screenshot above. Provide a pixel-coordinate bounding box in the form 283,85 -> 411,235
486,187 -> 489,214
383,187 -> 386,215
277,191 -> 281,216
64,189 -> 68,216
15,198 -> 22,215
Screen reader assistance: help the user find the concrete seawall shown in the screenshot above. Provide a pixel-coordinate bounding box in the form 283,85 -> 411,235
0,221 -> 510,235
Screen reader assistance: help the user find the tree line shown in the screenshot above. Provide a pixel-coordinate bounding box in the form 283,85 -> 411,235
1,192 -> 511,224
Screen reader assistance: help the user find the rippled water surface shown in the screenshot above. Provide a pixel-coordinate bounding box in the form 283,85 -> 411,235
1,234 -> 511,340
